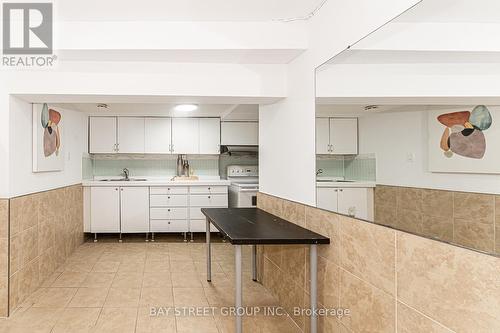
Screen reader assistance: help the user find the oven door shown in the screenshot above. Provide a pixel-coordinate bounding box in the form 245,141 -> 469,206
237,189 -> 258,208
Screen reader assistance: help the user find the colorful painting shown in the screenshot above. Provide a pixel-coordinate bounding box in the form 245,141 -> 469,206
438,105 -> 492,159
428,106 -> 500,174
33,103 -> 64,172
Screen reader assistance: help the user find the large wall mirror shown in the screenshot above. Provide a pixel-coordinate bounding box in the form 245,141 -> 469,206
315,0 -> 500,257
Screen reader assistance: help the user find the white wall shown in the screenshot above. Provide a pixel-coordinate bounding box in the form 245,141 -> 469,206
359,110 -> 500,194
259,0 -> 420,205
0,91 -> 9,199
9,97 -> 85,197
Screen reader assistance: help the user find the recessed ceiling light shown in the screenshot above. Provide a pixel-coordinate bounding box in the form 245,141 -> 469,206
174,104 -> 198,112
364,105 -> 379,111
97,103 -> 108,110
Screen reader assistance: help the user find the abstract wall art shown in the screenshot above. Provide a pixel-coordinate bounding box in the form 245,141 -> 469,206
428,106 -> 500,174
33,103 -> 64,172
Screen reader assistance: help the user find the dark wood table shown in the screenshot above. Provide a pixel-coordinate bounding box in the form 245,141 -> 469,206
201,208 -> 330,333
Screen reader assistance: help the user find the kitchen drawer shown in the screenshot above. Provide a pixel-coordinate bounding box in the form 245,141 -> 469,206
189,206 -> 227,220
190,186 -> 227,194
189,194 -> 228,207
150,194 -> 188,207
150,187 -> 188,195
150,219 -> 188,233
150,207 -> 187,220
190,219 -> 218,232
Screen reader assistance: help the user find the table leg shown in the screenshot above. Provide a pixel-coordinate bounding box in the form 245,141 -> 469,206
235,245 -> 243,333
310,244 -> 318,333
251,245 -> 257,282
206,219 -> 212,282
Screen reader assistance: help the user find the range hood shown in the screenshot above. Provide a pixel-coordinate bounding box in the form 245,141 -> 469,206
220,145 -> 258,155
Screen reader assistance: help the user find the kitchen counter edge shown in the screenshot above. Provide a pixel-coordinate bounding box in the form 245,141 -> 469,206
82,179 -> 232,187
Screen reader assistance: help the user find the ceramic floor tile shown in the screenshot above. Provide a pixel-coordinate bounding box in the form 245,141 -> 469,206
51,307 -> 101,333
176,315 -> 219,333
170,272 -> 202,287
93,307 -> 138,333
51,271 -> 89,287
32,288 -> 77,308
142,272 -> 172,288
92,261 -> 121,273
139,288 -> 174,307
68,287 -> 109,307
135,306 -> 176,333
104,288 -> 141,307
81,272 -> 115,288
173,288 -> 209,306
112,271 -> 144,288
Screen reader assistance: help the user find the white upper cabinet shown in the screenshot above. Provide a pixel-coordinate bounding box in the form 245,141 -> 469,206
221,121 -> 258,146
89,117 -> 117,153
315,118 -> 330,154
199,118 -> 221,154
145,118 -> 172,153
171,118 -> 199,154
315,117 -> 358,155
329,118 -> 358,155
90,116 -> 221,155
117,117 -> 145,153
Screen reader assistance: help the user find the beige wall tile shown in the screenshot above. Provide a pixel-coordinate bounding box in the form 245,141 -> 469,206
281,199 -> 306,227
454,217 -> 495,252
494,196 -> 500,255
339,270 -> 395,333
374,185 -> 398,205
305,206 -> 340,265
281,245 -> 306,287
397,231 -> 500,332
317,256 -> 339,310
374,204 -> 397,228
397,302 -> 453,333
340,216 -> 396,296
422,189 -> 453,218
421,215 -> 453,243
257,192 -> 283,217
396,209 -> 423,235
454,192 -> 494,220
8,186 -> 84,315
0,200 -> 9,239
397,187 -> 422,212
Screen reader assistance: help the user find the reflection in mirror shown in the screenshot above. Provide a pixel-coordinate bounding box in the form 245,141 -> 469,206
316,50 -> 500,256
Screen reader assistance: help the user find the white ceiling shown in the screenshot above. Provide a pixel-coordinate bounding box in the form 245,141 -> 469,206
53,103 -> 259,120
316,104 -> 485,117
55,0 -> 321,22
394,0 -> 500,23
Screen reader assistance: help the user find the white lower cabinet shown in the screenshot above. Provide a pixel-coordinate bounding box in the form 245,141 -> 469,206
90,187 -> 121,233
90,186 -> 149,233
316,187 -> 374,221
120,187 -> 150,233
88,184 -> 229,237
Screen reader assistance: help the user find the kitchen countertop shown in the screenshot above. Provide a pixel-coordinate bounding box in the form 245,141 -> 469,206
316,178 -> 376,188
82,177 -> 231,187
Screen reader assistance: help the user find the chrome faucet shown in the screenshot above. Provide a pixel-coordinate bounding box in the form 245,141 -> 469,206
122,168 -> 130,180
316,169 -> 323,176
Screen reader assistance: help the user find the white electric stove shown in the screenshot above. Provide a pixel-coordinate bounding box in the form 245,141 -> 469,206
227,165 -> 259,208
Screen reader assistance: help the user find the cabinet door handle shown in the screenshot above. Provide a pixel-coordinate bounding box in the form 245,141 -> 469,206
168,209 -> 171,212
115,188 -> 118,191
168,196 -> 171,199
208,196 -> 211,199
339,189 -> 343,192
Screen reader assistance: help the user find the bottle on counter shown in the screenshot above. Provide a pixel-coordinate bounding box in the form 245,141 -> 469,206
176,155 -> 183,176
182,159 -> 190,177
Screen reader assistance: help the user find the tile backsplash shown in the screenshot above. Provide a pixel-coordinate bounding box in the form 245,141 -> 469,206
83,153 -> 258,179
317,154 -> 376,181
